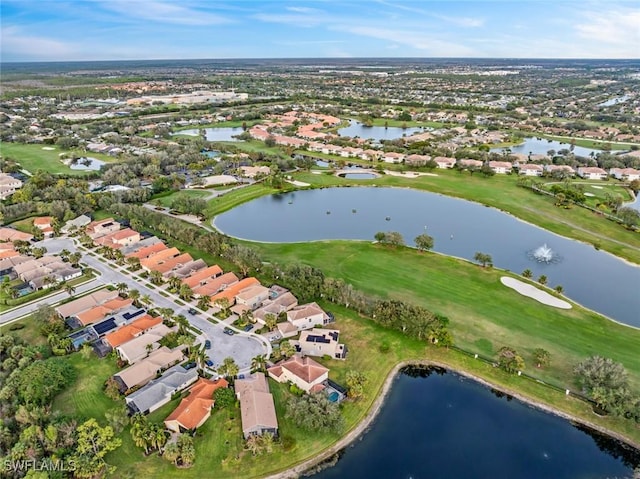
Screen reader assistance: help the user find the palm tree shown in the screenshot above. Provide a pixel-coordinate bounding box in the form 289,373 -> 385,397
217,356 -> 239,380
68,252 -> 82,267
163,442 -> 180,465
191,346 -> 209,368
521,269 -> 533,279
178,284 -> 193,301
167,276 -> 182,292
157,307 -> 175,321
140,294 -> 152,306
251,355 -> 267,374
554,285 -> 564,294
264,313 -> 277,331
538,275 -> 548,286
174,314 -> 189,333
149,270 -> 163,285
116,282 -> 128,296
126,256 -> 141,271
60,249 -> 71,261
196,295 -> 210,311
279,340 -> 295,359
63,282 -> 76,297
128,289 -> 140,304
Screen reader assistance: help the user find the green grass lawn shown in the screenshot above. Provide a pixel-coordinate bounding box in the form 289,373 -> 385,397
0,142 -> 118,175
286,170 -> 640,264
206,184 -> 280,218
213,140 -> 287,157
249,240 -> 640,391
150,189 -> 211,208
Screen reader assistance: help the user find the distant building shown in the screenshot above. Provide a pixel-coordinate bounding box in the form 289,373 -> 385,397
293,328 -> 347,360
577,167 -> 608,180
235,373 -> 278,439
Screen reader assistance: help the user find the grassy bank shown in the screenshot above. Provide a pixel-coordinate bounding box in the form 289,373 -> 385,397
206,184 -> 281,217
0,142 -> 117,175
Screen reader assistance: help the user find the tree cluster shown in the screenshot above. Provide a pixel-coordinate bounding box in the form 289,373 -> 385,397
285,393 -> 344,433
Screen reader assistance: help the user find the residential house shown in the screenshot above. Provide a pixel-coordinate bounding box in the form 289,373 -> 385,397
33,217 -> 55,238
210,277 -> 260,307
0,255 -> 30,278
169,259 -> 207,279
0,227 -> 33,244
609,168 -> 640,181
192,271 -> 239,298
164,378 -> 229,432
433,156 -> 456,169
113,346 -> 184,393
240,166 -> 271,178
126,365 -> 198,415
235,373 -> 278,439
488,161 -> 513,174
61,214 -> 91,234
252,291 -> 298,325
457,159 -> 483,169
182,264 -> 223,289
267,354 -> 329,393
382,152 -> 405,164
103,314 -> 163,348
76,297 -> 134,326
405,154 -> 431,166
94,228 -> 141,249
577,167 -> 608,180
294,328 -> 347,360
235,284 -> 270,310
116,324 -> 174,364
544,164 -> 575,177
278,302 -> 330,337
124,240 -> 167,260
0,173 -> 22,200
55,289 -> 119,319
85,218 -> 121,239
517,164 -> 544,176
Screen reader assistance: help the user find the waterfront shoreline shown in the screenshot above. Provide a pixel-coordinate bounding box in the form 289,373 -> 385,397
265,359 -> 640,479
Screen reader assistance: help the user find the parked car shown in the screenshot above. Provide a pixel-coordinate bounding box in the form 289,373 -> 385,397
188,308 -> 198,315
204,340 -> 211,349
183,362 -> 196,370
243,324 -> 253,332
205,359 -> 214,367
223,327 -> 235,336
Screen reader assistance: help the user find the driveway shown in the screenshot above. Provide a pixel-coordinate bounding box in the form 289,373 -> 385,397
2,237 -> 269,372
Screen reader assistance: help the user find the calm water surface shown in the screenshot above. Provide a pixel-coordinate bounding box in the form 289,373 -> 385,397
177,127 -> 244,141
491,137 -> 602,158
215,187 -> 640,326
339,120 -> 424,141
69,157 -> 105,170
311,368 -> 640,479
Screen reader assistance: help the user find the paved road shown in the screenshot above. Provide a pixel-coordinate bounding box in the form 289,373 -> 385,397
1,237 -> 270,372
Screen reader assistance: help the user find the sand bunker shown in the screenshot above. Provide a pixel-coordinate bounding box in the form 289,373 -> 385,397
591,185 -> 603,189
584,192 -> 595,197
500,277 -> 571,309
384,170 -> 438,178
42,147 -> 55,150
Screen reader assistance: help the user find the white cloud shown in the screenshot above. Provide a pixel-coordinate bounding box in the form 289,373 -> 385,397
575,7 -> 640,54
99,0 -> 231,26
1,26 -> 78,60
375,0 -> 484,27
286,6 -> 323,14
252,12 -> 327,27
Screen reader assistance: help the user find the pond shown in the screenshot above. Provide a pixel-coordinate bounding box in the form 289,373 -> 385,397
338,120 -> 424,141
202,150 -> 221,158
311,367 -> 640,479
214,187 -> 640,327
599,95 -> 630,107
68,157 -> 105,171
339,173 -> 378,180
491,137 -> 602,158
176,127 -> 245,142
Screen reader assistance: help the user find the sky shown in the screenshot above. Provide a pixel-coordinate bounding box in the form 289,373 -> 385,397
1,0 -> 639,62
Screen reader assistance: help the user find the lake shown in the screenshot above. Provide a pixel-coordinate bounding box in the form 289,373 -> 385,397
339,120 -> 424,141
311,367 -> 640,479
214,187 -> 640,327
176,127 -> 245,142
491,137 -> 602,158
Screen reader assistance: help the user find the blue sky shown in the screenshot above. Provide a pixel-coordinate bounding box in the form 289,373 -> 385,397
1,0 -> 638,61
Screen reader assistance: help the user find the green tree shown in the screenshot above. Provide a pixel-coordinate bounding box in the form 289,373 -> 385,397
522,269 -> 533,279
533,348 -> 551,368
116,282 -> 128,296
414,233 -> 434,252
497,346 -> 525,374
104,376 -> 122,400
279,340 -> 296,359
69,419 -> 121,478
345,370 -> 368,400
574,356 -> 630,413
286,393 -> 344,432
149,270 -> 163,285
176,434 -> 196,467
264,313 -> 277,331
197,295 -> 211,311
251,354 -> 267,374
214,387 -> 236,409
178,283 -> 193,301
538,275 -> 548,285
474,252 -> 493,267
104,406 -> 129,434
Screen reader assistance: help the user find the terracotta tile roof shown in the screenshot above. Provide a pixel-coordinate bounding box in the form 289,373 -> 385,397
76,298 -> 134,326
210,277 -> 260,304
33,216 -> 53,227
0,227 -> 34,243
193,272 -> 239,297
55,289 -> 119,318
268,354 -> 329,384
0,249 -> 19,260
140,247 -> 180,268
164,378 -> 228,430
104,315 -> 163,347
182,265 -> 223,288
152,253 -> 194,275
125,242 -> 167,259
